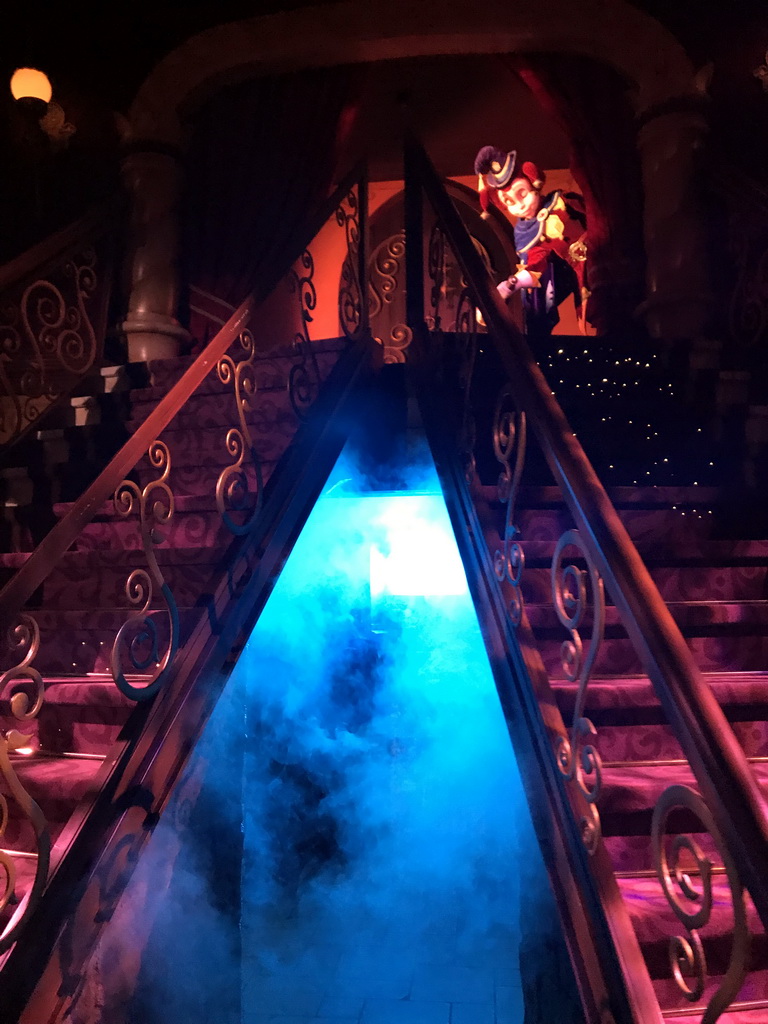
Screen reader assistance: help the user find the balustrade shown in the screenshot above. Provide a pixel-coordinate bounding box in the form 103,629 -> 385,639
0,168 -> 368,954
408,137 -> 767,1024
0,204 -> 116,451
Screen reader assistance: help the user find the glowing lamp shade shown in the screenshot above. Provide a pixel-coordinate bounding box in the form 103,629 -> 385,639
10,68 -> 52,104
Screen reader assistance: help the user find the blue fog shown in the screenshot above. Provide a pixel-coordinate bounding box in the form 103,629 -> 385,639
125,438 -> 560,1022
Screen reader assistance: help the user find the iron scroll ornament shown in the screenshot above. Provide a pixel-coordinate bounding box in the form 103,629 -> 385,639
493,386 -> 527,625
112,441 -> 179,701
337,188 -> 363,340
0,613 -> 51,952
453,285 -> 479,483
551,529 -> 605,854
0,247 -> 99,446
216,329 -> 264,535
288,251 -> 321,420
652,785 -> 750,1022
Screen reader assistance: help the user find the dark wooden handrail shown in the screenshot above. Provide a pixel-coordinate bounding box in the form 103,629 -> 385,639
0,199 -> 121,292
0,162 -> 365,632
406,137 -> 768,929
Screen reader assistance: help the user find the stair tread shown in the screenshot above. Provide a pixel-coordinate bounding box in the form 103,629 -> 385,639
553,672 -> 768,713
528,600 -> 768,630
8,755 -> 105,820
2,678 -> 133,709
0,546 -> 231,570
601,762 -> 768,819
477,483 -> 722,506
516,538 -> 768,563
53,488 -> 272,521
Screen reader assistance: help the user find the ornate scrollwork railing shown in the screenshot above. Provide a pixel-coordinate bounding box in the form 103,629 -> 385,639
0,206 -> 114,450
368,233 -> 405,321
337,188 -> 364,341
427,222 -> 447,332
216,330 -> 264,534
406,137 -> 768,1024
112,442 -> 179,702
0,613 -> 51,952
0,164 -> 369,962
652,785 -> 750,1022
551,530 -> 605,854
288,250 -> 320,421
492,387 -> 527,625
454,287 -> 479,482
368,233 -> 412,364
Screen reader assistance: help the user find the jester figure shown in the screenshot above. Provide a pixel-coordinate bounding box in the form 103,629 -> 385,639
474,145 -> 590,336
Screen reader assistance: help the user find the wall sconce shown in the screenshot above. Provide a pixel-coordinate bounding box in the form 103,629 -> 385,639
10,67 -> 52,115
10,67 -> 75,150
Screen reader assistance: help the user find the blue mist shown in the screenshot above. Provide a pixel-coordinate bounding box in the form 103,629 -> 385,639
237,440 -> 543,1017
125,436 -> 566,1022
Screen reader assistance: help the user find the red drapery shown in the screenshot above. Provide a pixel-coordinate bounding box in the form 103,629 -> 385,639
504,54 -> 646,337
182,66 -> 365,341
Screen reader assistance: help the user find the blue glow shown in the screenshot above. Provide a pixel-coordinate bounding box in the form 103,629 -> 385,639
236,437 -> 538,1011
122,436 -> 568,1022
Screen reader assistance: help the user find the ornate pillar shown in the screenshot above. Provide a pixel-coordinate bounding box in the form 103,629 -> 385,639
636,100 -> 717,341
121,146 -> 190,363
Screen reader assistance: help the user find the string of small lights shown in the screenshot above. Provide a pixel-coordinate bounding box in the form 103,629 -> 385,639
530,336 -> 721,500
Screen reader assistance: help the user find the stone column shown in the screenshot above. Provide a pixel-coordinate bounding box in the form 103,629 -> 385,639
636,101 -> 717,341
121,146 -> 190,363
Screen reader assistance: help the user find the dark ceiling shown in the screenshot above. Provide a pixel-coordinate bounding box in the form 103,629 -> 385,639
2,0 -> 767,207
2,0 -> 766,116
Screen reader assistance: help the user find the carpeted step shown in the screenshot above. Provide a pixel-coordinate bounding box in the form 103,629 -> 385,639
513,485 -> 721,507
132,425 -> 292,471
599,762 -> 768,841
520,563 -> 768,604
10,607 -> 198,675
136,341 -> 344,398
657,969 -> 768,1018
0,677 -> 133,756
0,548 -> 235,610
127,388 -> 298,437
552,673 -> 768,762
59,506 -> 238,554
526,601 -> 768,677
134,457 -> 279,500
617,874 -> 766,981
1,754 -> 107,849
513,506 -> 717,546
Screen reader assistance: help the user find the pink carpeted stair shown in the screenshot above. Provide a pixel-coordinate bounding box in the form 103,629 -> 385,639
0,339 -> 345,943
476,481 -> 768,1019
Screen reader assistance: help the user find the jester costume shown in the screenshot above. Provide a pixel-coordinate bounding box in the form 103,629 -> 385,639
514,189 -> 588,334
474,145 -> 589,336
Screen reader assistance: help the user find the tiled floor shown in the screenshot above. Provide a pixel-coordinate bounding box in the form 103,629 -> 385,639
241,879 -> 524,1024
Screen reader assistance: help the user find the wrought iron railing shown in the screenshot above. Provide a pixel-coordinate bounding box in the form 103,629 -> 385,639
405,137 -> 768,1024
0,202 -> 119,451
0,164 -> 368,953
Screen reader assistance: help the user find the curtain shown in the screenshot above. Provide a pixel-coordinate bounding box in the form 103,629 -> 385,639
182,66 -> 365,340
504,54 -> 646,337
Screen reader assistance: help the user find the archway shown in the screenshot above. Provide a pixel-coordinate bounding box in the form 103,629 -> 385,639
120,0 -> 710,354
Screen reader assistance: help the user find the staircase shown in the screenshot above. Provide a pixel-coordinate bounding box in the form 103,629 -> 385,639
405,137 -> 768,1024
480,480 -> 768,1019
0,324 -> 370,1021
1,133 -> 767,1023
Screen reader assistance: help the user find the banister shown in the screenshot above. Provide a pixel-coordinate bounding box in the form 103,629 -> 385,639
405,136 -> 768,929
0,162 -> 366,632
0,199 -> 121,292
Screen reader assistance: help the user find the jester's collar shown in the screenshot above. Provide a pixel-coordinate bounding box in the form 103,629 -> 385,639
514,192 -> 565,254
